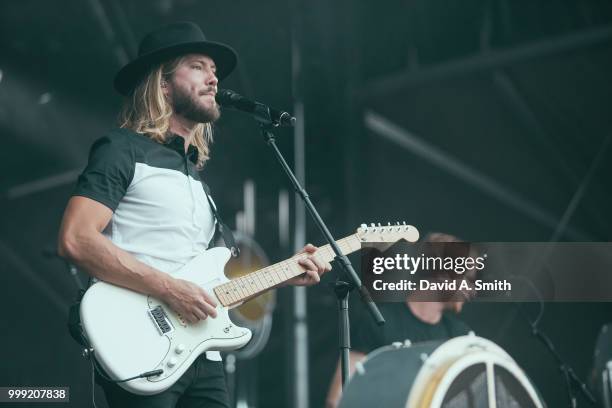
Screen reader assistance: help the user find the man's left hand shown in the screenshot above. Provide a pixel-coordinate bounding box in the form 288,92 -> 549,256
287,244 -> 332,287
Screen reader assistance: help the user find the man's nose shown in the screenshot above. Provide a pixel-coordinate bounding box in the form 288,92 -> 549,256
207,72 -> 218,87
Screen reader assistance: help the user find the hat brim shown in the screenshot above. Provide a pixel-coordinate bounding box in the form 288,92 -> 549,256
114,41 -> 237,96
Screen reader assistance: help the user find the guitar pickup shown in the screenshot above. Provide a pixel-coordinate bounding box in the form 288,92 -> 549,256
148,305 -> 174,335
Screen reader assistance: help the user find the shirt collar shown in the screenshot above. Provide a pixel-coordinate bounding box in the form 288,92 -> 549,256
165,134 -> 199,164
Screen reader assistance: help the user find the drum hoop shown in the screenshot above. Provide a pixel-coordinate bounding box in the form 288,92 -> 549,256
407,335 -> 507,402
405,335 -> 542,408
410,352 -> 544,408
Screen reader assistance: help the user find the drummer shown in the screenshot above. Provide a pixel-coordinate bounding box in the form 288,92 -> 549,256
325,232 -> 476,408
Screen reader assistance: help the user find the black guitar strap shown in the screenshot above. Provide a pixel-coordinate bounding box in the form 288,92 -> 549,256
201,181 -> 240,258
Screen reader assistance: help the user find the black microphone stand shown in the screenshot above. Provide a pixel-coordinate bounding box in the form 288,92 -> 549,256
529,322 -> 596,408
259,123 -> 385,387
512,275 -> 595,407
517,304 -> 595,408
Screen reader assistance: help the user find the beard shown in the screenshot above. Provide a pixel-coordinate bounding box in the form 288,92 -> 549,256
172,86 -> 221,123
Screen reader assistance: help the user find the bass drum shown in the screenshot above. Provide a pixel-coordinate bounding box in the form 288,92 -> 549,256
339,334 -> 545,408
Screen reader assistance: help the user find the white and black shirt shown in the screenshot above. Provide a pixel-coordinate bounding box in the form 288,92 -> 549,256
74,128 -> 221,360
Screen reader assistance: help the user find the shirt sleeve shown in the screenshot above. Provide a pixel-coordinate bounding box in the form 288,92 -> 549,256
72,134 -> 135,212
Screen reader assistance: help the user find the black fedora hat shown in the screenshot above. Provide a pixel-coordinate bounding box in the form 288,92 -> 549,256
114,22 -> 237,95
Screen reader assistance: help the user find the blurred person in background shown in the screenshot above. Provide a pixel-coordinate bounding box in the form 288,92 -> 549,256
325,232 -> 476,408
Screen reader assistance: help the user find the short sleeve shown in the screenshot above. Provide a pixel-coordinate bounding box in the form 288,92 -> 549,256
72,134 -> 135,212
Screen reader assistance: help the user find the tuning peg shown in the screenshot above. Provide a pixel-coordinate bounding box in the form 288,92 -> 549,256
377,223 -> 381,227
370,223 -> 375,227
360,223 -> 367,229
387,222 -> 391,226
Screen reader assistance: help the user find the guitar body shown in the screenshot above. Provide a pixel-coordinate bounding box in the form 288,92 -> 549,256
80,247 -> 252,395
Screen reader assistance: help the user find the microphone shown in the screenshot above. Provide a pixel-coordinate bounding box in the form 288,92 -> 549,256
216,89 -> 296,127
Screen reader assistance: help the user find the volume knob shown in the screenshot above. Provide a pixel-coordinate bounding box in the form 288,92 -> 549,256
167,358 -> 177,368
175,344 -> 186,355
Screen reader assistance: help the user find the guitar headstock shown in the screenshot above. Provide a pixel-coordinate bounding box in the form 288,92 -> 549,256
356,222 -> 419,244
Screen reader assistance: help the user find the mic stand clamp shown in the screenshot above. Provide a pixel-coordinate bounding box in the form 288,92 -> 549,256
333,280 -> 352,386
260,124 -> 384,388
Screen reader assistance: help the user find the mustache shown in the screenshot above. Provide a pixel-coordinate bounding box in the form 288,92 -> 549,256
199,87 -> 217,96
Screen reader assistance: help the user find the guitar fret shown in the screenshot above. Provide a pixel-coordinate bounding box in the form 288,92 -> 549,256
221,291 -> 230,305
265,269 -> 276,286
226,282 -> 237,301
230,285 -> 239,303
214,287 -> 224,305
255,277 -> 263,291
267,270 -> 276,289
277,263 -> 288,280
229,287 -> 236,303
290,261 -> 302,278
259,272 -> 269,289
222,284 -> 233,304
218,285 -> 228,305
259,270 -> 269,290
280,265 -> 289,280
254,270 -> 267,291
235,280 -> 244,298
236,277 -> 248,298
243,275 -> 255,296
277,265 -> 287,282
245,276 -> 258,295
282,263 -> 293,279
275,267 -> 283,283
229,281 -> 240,300
273,267 -> 283,284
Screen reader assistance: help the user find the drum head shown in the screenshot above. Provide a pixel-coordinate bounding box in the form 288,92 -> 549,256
339,335 -> 544,408
339,340 -> 443,408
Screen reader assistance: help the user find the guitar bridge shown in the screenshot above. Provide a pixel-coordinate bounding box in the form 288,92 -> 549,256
148,305 -> 174,335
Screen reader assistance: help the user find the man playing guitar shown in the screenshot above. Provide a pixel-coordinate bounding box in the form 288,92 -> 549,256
58,21 -> 330,408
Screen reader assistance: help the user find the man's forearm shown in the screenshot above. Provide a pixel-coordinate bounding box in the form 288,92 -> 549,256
59,228 -> 172,298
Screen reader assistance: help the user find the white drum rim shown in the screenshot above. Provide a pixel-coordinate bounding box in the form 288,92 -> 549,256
431,354 -> 543,408
405,335 -> 543,408
407,333 -> 511,402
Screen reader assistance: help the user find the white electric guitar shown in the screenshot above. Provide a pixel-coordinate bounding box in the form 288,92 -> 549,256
80,222 -> 419,395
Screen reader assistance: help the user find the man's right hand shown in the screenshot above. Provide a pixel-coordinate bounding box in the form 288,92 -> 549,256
161,278 -> 218,324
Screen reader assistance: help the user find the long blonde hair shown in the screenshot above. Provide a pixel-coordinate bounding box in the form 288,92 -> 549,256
118,56 -> 213,169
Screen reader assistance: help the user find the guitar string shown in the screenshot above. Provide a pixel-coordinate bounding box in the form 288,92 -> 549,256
219,236 -> 360,305
216,239 -> 352,305
215,235 -> 363,306
217,228 -> 404,305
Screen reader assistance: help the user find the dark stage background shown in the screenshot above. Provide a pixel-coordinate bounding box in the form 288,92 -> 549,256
1,1 -> 612,407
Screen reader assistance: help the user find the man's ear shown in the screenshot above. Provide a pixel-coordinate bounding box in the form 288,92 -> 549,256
161,80 -> 170,97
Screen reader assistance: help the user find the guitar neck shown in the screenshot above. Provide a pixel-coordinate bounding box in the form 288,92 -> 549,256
213,234 -> 362,307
